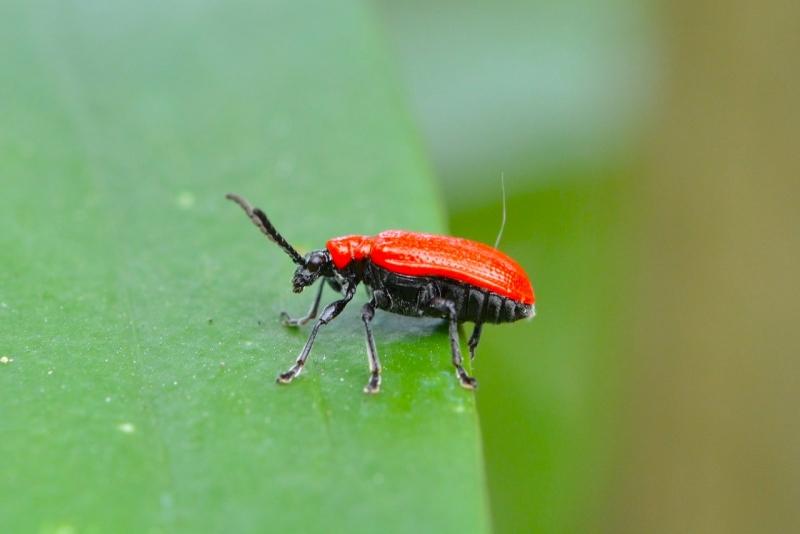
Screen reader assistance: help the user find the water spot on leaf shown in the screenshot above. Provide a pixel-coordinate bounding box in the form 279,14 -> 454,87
47,524 -> 76,534
176,191 -> 196,209
117,422 -> 136,434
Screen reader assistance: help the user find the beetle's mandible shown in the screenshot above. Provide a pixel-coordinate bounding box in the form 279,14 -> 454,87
226,193 -> 535,394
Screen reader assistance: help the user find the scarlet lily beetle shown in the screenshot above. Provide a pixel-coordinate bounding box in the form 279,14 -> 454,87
226,193 -> 535,394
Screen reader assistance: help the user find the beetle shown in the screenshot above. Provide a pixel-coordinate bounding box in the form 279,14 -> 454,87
226,193 -> 535,394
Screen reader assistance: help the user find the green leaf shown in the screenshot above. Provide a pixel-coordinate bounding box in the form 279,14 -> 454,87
0,1 -> 489,532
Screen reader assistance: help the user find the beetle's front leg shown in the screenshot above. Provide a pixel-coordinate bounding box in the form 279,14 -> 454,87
279,281 -> 325,327
277,281 -> 356,384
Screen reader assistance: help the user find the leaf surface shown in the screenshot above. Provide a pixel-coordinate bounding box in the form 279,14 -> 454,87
0,1 -> 489,532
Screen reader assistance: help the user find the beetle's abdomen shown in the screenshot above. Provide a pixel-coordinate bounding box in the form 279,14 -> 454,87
366,265 -> 533,323
370,231 -> 535,305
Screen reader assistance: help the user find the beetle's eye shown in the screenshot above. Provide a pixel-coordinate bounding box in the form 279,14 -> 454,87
307,254 -> 323,272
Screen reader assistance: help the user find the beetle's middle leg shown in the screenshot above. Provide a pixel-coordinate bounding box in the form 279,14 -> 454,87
361,298 -> 382,394
431,297 -> 478,390
277,282 -> 356,384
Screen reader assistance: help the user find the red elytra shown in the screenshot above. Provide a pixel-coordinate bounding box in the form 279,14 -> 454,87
326,230 -> 535,305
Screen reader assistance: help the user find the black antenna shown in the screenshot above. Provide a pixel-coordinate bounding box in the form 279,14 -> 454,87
226,193 -> 305,265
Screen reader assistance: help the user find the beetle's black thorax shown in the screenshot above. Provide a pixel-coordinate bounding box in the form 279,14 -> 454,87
356,262 -> 531,324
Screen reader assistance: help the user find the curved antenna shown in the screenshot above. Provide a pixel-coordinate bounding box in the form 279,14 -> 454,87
226,193 -> 305,265
493,172 -> 507,249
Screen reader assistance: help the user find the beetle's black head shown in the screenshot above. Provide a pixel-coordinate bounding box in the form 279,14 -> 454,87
292,249 -> 333,293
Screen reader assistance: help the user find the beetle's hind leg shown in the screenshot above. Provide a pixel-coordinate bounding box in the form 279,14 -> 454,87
280,281 -> 325,327
468,323 -> 483,361
431,298 -> 478,390
361,299 -> 382,394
